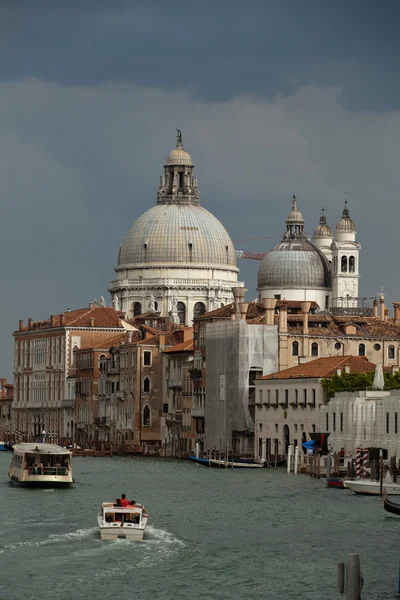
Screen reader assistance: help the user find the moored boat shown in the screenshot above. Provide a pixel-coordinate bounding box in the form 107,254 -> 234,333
327,477 -> 345,489
209,458 -> 265,468
383,494 -> 400,516
8,443 -> 73,487
97,502 -> 148,540
344,479 -> 400,495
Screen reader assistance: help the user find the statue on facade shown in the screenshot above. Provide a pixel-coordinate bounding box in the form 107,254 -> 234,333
112,294 -> 120,311
99,296 -> 106,307
149,294 -> 156,312
169,293 -> 179,323
176,129 -> 182,147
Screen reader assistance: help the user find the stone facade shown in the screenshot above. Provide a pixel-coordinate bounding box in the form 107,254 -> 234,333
0,378 -> 13,440
12,305 -> 128,443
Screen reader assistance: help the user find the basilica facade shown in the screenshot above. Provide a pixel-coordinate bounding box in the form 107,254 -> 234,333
109,133 -> 243,325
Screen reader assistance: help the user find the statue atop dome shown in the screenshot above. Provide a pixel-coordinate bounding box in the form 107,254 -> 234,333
176,129 -> 182,147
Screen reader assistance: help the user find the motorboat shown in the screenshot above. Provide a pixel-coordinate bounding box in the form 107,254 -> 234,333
0,441 -> 13,452
383,494 -> 400,516
343,479 -> 400,495
97,502 -> 149,540
327,477 -> 345,489
188,455 -> 265,468
8,443 -> 73,487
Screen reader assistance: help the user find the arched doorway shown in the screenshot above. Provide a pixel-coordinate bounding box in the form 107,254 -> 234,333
133,302 -> 142,317
283,424 -> 290,454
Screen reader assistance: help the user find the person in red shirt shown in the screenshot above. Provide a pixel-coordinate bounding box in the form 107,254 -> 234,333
120,494 -> 130,507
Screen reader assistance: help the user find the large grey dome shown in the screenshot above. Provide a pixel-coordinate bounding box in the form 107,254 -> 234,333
258,237 -> 331,290
118,203 -> 237,269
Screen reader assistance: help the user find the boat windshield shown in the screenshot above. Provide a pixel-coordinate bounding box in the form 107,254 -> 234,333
24,453 -> 70,476
104,512 -> 141,524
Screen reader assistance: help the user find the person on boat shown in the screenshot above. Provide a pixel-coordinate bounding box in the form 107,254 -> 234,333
130,499 -> 136,506
120,494 -> 130,507
115,498 -> 121,506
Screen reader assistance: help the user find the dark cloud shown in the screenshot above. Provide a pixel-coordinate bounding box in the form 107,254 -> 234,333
0,2 -> 399,377
0,1 -> 399,108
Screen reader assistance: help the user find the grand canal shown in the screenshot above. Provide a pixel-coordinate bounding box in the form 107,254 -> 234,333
0,453 -> 398,599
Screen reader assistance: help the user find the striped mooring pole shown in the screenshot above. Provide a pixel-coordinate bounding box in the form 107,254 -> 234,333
363,448 -> 368,478
355,447 -> 362,479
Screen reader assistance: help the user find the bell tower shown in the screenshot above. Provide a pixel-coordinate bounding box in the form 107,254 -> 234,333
331,201 -> 361,308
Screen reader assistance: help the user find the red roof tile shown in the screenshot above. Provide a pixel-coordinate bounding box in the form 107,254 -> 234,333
163,339 -> 194,353
259,356 -> 376,381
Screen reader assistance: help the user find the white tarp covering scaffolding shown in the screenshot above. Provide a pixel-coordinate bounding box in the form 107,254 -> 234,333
205,319 -> 278,453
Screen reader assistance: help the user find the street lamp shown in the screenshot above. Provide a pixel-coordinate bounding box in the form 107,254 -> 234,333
42,429 -> 46,443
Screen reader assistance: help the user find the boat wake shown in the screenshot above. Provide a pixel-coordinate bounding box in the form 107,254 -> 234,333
0,527 -> 97,553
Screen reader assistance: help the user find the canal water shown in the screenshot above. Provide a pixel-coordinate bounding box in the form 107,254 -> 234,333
0,453 -> 398,600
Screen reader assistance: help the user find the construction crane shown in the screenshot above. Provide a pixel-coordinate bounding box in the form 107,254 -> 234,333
235,250 -> 267,261
234,235 -> 276,260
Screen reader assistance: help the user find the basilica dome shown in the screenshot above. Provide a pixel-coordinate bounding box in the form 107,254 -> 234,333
118,203 -> 237,268
258,196 -> 331,292
258,237 -> 331,289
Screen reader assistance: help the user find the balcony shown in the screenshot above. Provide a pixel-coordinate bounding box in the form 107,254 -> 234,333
168,380 -> 183,390
61,398 -> 75,408
191,407 -> 204,418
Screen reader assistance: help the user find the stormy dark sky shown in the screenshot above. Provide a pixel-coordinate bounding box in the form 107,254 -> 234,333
1,1 -> 399,377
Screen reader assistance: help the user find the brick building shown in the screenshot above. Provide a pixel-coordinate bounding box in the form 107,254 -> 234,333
12,304 -> 131,443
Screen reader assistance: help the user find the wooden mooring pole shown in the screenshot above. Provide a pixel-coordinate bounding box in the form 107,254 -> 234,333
338,553 -> 363,599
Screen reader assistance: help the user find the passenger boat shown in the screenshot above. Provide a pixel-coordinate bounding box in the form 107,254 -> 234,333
343,479 -> 400,495
327,477 -> 345,489
188,455 -> 265,468
97,502 -> 149,540
8,443 -> 73,487
383,494 -> 400,516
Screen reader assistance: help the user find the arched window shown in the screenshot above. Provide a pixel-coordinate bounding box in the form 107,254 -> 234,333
349,256 -> 355,273
194,302 -> 206,319
292,341 -> 299,356
311,342 -> 319,357
358,343 -> 366,357
143,377 -> 150,393
143,405 -> 151,426
341,256 -> 347,273
133,302 -> 142,317
177,302 -> 186,324
388,345 -> 396,360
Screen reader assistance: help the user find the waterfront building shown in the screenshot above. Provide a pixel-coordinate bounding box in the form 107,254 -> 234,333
109,132 -> 243,324
163,336 -> 194,454
0,378 -> 13,440
12,305 -> 131,442
74,333 -> 127,448
257,196 -> 360,310
319,384 -> 400,457
255,355 -> 377,461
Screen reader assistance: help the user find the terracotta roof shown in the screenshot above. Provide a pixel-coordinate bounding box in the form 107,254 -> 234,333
163,339 -> 194,353
259,356 -> 376,381
16,306 -> 124,332
76,333 -> 128,351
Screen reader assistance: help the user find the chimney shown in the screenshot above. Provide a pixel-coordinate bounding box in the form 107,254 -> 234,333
90,317 -> 95,327
385,308 -> 389,322
28,318 -> 33,330
89,302 -> 94,310
60,314 -> 66,326
127,331 -> 133,343
344,365 -> 350,374
262,297 -> 277,326
373,299 -> 378,319
19,319 -> 24,331
278,302 -> 288,333
183,327 -> 193,342
0,378 -> 6,390
336,368 -> 342,377
159,333 -> 166,347
232,286 -> 247,317
50,314 -> 56,327
239,303 -> 249,320
301,301 -> 312,335
393,303 -> 400,326
380,294 -> 385,320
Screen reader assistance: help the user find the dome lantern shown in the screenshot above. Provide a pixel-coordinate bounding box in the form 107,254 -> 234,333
336,200 -> 356,241
285,195 -> 305,238
313,208 -> 333,239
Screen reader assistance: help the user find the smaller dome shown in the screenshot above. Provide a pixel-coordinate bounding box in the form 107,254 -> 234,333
165,146 -> 193,166
314,209 -> 333,238
286,195 -> 304,224
336,201 -> 356,233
